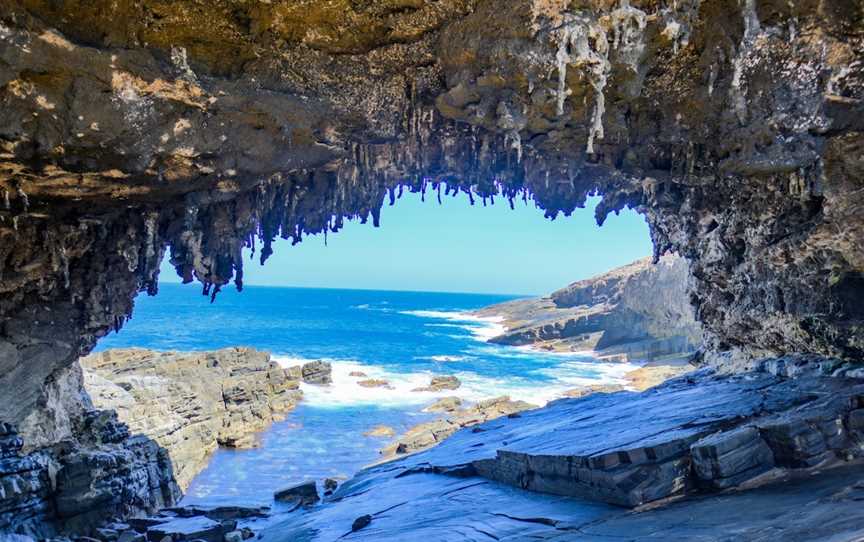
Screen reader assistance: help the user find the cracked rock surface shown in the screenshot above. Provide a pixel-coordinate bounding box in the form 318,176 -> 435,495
0,0 -> 862,536
259,364 -> 864,541
81,347 -> 304,491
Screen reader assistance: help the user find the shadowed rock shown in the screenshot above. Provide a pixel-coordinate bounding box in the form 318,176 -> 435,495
80,348 -> 303,490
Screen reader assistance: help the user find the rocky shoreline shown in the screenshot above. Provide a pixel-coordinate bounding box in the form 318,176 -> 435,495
80,348 -> 309,491
257,358 -> 864,541
474,255 -> 700,391
0,348 -> 335,538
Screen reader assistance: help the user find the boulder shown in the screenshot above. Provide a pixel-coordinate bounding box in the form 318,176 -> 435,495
274,481 -> 319,505
412,376 -> 461,392
145,517 -> 228,542
691,426 -> 775,489
300,361 -> 332,385
323,478 -> 339,496
423,397 -> 463,413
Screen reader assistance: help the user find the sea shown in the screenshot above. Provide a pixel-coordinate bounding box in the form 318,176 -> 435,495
94,283 -> 637,507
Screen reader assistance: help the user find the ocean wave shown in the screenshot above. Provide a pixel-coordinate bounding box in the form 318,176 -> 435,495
399,310 -> 506,343
415,355 -> 469,362
350,303 -> 392,313
271,355 -> 635,409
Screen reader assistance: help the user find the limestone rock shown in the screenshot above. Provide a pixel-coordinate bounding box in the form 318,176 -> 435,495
423,397 -> 463,413
80,348 -> 302,491
364,426 -> 396,438
477,256 -> 701,364
412,376 -> 461,392
300,362 -> 332,386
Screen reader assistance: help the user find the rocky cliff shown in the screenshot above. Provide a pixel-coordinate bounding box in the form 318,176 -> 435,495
0,347 -> 322,537
0,0 -> 862,536
80,347 -> 305,491
476,254 -> 701,363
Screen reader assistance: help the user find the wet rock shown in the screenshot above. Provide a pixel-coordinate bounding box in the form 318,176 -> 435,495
357,379 -> 393,389
412,376 -> 461,392
300,362 -> 332,386
348,372 -> 367,378
384,396 -> 536,456
364,426 -> 396,438
351,515 -> 372,532
145,517 -> 227,542
423,397 -> 462,413
222,531 -> 242,542
274,481 -> 319,506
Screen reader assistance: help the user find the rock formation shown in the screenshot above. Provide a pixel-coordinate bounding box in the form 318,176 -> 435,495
382,396 -> 537,456
80,347 -> 304,490
0,0 -> 862,536
476,254 -> 701,363
259,363 -> 864,541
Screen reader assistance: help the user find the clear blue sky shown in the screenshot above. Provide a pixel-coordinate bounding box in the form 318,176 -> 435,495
160,193 -> 652,295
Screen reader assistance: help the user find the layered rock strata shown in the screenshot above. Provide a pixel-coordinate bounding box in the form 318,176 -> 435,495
476,255 -> 701,363
382,396 -> 537,456
0,414 -> 179,538
0,348 -> 322,537
0,0 -> 862,536
80,347 -> 305,490
260,361 -> 864,541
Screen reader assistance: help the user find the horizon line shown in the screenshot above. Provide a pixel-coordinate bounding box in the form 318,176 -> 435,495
156,279 -> 539,299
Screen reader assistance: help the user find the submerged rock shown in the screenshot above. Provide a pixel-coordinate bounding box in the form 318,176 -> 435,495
357,379 -> 393,389
364,425 -> 397,438
274,481 -> 319,506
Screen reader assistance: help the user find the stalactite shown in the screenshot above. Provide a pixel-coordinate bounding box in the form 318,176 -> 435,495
730,0 -> 761,125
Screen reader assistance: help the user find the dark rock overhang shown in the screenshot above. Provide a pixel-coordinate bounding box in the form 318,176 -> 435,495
0,0 -> 862,433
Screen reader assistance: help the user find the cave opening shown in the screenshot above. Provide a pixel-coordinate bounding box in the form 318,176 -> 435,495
83,190 -> 682,507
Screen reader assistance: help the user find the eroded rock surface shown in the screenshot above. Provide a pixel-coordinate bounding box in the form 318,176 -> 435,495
260,363 -> 864,541
476,255 -> 701,363
0,0 -> 862,536
1,0 -> 861,441
382,396 -> 538,456
81,347 -> 304,490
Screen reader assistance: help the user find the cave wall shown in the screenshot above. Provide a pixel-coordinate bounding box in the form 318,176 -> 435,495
0,0 -> 862,530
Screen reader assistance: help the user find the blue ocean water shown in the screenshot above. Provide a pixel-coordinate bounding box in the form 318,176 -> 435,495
95,283 -> 635,506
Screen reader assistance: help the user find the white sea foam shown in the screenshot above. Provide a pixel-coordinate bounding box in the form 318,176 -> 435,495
417,355 -> 468,363
272,354 -> 636,409
399,310 -> 507,342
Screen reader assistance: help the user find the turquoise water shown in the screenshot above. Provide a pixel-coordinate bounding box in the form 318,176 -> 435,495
96,283 -> 635,506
